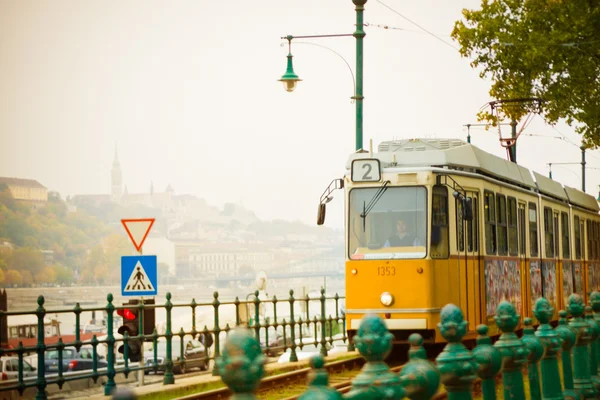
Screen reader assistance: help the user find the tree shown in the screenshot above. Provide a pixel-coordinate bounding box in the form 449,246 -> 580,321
21,270 -> 33,286
5,270 -> 23,286
9,248 -> 45,275
53,264 -> 74,285
452,0 -> 600,147
0,268 -> 4,285
35,266 -> 57,285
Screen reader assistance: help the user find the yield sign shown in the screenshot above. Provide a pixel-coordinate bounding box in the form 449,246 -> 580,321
121,218 -> 155,252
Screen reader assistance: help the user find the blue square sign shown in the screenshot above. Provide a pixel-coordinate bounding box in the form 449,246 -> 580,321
121,255 -> 158,296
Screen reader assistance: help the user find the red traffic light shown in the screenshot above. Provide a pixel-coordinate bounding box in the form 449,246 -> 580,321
117,308 -> 137,321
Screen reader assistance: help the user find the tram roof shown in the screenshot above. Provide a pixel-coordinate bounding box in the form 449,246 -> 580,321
347,138 -> 599,212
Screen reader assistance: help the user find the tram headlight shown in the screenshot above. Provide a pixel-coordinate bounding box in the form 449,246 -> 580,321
380,292 -> 394,307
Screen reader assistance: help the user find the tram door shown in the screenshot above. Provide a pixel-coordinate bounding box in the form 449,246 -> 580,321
457,192 -> 481,330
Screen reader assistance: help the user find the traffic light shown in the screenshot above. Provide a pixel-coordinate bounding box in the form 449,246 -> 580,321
117,304 -> 141,362
117,299 -> 155,362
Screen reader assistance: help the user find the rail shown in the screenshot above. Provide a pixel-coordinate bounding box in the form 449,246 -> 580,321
207,292 -> 600,400
0,288 -> 346,399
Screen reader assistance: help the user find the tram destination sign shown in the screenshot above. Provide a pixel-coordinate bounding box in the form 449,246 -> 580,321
351,159 -> 381,182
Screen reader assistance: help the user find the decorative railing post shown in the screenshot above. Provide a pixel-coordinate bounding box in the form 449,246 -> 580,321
104,293 -> 116,395
493,301 -> 528,400
398,333 -> 440,400
344,314 -> 403,399
555,310 -> 577,399
590,291 -> 600,377
585,305 -> 600,390
567,293 -> 598,399
164,292 -> 175,384
471,325 -> 501,400
320,288 -> 328,357
435,304 -> 477,400
533,297 -> 564,400
298,355 -> 343,399
521,317 -> 544,400
253,290 -> 261,341
215,327 -> 266,400
212,291 -> 222,376
289,290 -> 298,362
35,295 -> 47,400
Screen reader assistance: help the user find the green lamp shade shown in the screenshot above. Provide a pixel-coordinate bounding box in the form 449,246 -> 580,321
279,54 -> 301,92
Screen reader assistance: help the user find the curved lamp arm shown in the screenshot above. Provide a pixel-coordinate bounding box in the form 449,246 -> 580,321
282,41 -> 356,102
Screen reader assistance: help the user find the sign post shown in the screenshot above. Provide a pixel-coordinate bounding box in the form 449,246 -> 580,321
121,218 -> 157,386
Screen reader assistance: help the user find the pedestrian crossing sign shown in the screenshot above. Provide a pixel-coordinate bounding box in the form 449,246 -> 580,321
121,255 -> 158,296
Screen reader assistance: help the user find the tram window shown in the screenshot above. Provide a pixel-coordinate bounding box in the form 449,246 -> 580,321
597,222 -> 600,261
561,212 -> 570,259
484,191 -> 496,255
588,220 -> 593,260
544,207 -> 555,258
553,212 -> 559,259
529,203 -> 539,257
507,197 -> 518,256
518,203 -> 526,256
467,197 -> 478,252
456,199 -> 464,252
347,186 -> 427,260
574,216 -> 581,259
431,185 -> 449,259
496,194 -> 508,256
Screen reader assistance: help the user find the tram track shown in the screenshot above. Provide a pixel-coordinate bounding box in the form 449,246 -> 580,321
175,344 -> 450,399
175,356 -> 365,400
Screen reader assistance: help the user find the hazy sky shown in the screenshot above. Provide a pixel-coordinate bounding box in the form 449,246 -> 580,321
1,0 -> 599,229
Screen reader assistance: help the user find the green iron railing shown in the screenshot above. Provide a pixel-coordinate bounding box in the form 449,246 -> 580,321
216,291 -> 600,400
0,288 -> 346,399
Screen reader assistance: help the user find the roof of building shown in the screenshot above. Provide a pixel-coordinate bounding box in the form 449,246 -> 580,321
0,177 -> 46,189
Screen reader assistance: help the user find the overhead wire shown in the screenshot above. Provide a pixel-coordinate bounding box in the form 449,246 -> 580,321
374,0 -> 460,51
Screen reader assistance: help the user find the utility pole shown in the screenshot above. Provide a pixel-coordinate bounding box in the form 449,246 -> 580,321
581,146 -> 586,192
510,118 -> 518,163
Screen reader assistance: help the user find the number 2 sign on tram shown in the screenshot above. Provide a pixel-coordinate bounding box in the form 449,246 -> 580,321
351,159 -> 381,182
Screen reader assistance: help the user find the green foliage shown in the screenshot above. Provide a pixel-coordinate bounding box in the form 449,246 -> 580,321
452,0 -> 600,148
9,247 -> 45,275
0,186 -> 119,285
5,269 -> 23,286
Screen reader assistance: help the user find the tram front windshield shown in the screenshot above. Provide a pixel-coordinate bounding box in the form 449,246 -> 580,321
348,186 -> 427,259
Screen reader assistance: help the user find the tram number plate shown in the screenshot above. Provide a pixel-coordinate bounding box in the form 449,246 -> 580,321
378,266 -> 395,276
351,159 -> 381,182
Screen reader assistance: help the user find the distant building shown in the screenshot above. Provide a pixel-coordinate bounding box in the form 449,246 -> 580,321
0,242 -> 14,254
40,250 -> 54,265
188,249 -> 275,278
0,177 -> 47,203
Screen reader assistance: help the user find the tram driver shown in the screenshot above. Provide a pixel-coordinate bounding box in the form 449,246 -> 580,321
384,218 -> 421,247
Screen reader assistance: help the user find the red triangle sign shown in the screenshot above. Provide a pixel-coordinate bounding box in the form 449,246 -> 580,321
121,218 -> 155,252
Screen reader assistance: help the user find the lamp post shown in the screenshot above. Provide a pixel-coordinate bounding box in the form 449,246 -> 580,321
279,0 -> 367,151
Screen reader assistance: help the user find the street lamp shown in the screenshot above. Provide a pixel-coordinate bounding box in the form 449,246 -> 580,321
278,36 -> 301,92
279,0 -> 367,151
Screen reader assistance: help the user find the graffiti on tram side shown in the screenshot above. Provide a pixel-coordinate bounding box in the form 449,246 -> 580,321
563,261 -> 574,307
530,261 -> 542,310
573,262 -> 583,295
485,259 -> 522,317
542,261 -> 557,308
589,263 -> 600,292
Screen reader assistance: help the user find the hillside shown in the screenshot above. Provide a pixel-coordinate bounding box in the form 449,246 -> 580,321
0,185 -> 120,286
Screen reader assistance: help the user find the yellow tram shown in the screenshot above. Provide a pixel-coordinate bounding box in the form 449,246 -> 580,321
318,138 -> 600,343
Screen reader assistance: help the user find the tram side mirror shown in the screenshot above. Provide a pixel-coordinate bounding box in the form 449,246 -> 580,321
462,198 -> 473,221
317,203 -> 326,225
